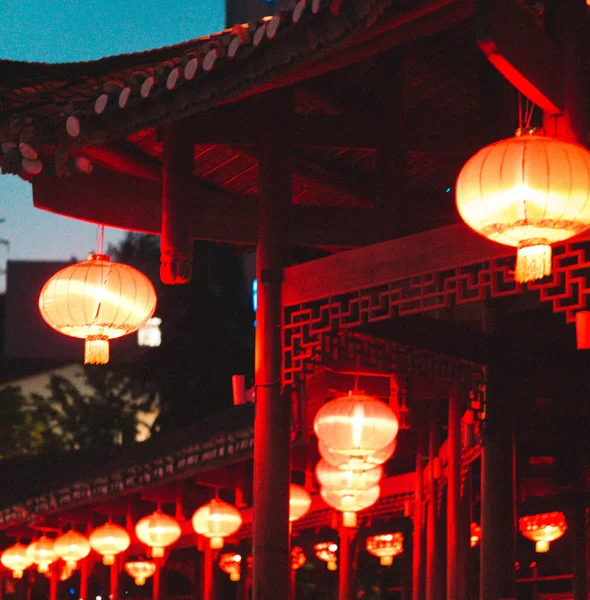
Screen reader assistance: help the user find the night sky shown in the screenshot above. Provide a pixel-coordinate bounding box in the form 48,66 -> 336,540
0,0 -> 225,291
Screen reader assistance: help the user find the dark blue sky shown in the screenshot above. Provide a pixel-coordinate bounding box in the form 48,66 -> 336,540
0,0 -> 225,289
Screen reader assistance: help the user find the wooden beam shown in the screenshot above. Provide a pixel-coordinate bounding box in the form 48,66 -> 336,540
78,142 -> 161,181
31,167 -> 386,247
476,0 -> 563,114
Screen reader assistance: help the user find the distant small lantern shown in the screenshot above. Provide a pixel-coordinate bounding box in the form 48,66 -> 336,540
26,536 -> 57,573
219,553 -> 242,582
1,543 -> 33,579
314,392 -> 398,458
289,484 -> 312,523
470,522 -> 482,548
39,254 -> 157,364
53,530 -> 91,569
519,511 -> 567,553
314,542 -> 338,571
366,533 -> 404,566
124,560 -> 156,586
89,522 -> 131,565
319,438 -> 397,471
320,485 -> 380,528
456,130 -> 590,283
192,499 -> 242,549
291,546 -> 307,570
135,510 -> 181,558
315,460 -> 382,495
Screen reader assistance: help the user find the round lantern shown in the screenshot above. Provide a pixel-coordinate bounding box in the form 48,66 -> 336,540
519,511 -> 567,553
289,484 -> 312,523
291,546 -> 306,570
456,129 -> 590,283
319,437 -> 396,471
26,536 -> 57,573
470,522 -> 482,548
89,522 -> 131,565
315,460 -> 382,495
191,499 -> 242,549
366,533 -> 403,566
314,392 -> 398,458
135,510 -> 181,558
38,254 -> 157,364
1,543 -> 33,579
125,560 -> 156,586
219,553 -> 241,582
53,530 -> 91,569
320,485 -> 380,528
314,542 -> 338,571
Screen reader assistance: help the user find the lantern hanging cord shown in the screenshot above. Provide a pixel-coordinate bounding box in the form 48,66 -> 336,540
96,224 -> 105,255
518,93 -> 536,130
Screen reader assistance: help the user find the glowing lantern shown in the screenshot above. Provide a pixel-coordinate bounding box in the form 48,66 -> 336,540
191,499 -> 242,549
291,546 -> 306,570
53,530 -> 91,569
89,522 -> 131,565
315,460 -> 382,495
39,254 -> 157,364
470,522 -> 482,548
1,543 -> 33,579
124,560 -> 156,586
456,129 -> 590,283
366,533 -> 403,566
289,484 -> 312,523
320,485 -> 380,528
319,438 -> 397,471
314,392 -> 398,458
219,553 -> 242,582
135,510 -> 181,558
26,536 -> 57,573
519,511 -> 567,553
314,542 -> 338,571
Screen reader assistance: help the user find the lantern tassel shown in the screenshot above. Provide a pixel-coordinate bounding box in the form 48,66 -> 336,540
85,336 -> 109,364
515,244 -> 552,283
535,541 -> 550,553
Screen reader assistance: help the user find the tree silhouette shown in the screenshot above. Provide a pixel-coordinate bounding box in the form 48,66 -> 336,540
0,384 -> 45,457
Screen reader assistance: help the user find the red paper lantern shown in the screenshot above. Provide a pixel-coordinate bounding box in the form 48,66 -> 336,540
39,254 -> 157,364
319,437 -> 396,471
1,543 -> 33,579
315,460 -> 382,495
291,546 -> 306,571
89,522 -> 131,565
366,533 -> 403,566
289,484 -> 312,523
192,499 -> 242,549
456,130 -> 590,283
135,510 -> 181,558
26,536 -> 57,573
314,392 -> 398,458
219,553 -> 242,581
314,542 -> 338,571
125,560 -> 156,586
53,530 -> 91,569
519,511 -> 567,553
470,522 -> 482,548
320,485 -> 380,528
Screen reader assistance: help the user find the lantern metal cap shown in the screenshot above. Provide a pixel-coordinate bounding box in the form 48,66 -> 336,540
87,253 -> 111,262
515,127 -> 545,137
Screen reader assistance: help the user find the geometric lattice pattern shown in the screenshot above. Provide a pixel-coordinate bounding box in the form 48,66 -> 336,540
283,241 -> 590,385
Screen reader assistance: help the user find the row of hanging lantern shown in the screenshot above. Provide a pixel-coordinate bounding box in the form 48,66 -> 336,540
313,391 -> 399,527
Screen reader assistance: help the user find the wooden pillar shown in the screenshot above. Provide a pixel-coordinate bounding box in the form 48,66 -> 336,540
160,121 -> 194,284
79,559 -> 89,600
110,557 -> 119,600
426,415 -> 443,600
480,368 -> 516,600
50,564 -> 58,600
290,568 -> 296,600
446,387 -> 461,600
251,88 -> 293,600
572,456 -> 588,600
401,517 -> 413,600
203,545 -> 217,600
413,431 -> 426,600
152,557 -> 162,600
338,526 -> 355,600
457,467 -> 471,600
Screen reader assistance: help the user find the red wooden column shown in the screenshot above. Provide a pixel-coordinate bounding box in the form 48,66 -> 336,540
426,415 -> 443,600
110,556 -> 120,600
412,431 -> 426,600
203,545 -> 217,600
457,466 -> 472,600
152,557 -> 162,600
446,386 -> 461,600
161,121 -> 194,284
49,563 -> 58,600
338,526 -> 355,600
480,367 -> 516,600
79,558 -> 89,600
251,88 -> 293,600
572,455 -> 588,600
